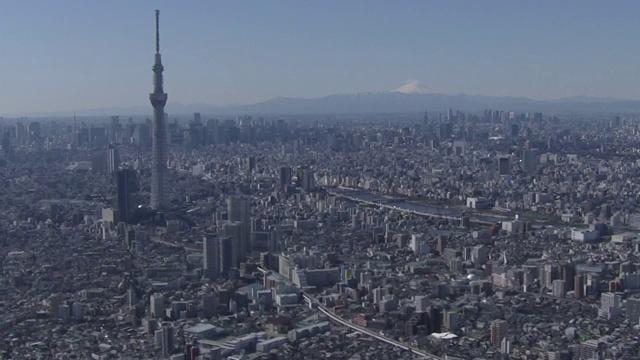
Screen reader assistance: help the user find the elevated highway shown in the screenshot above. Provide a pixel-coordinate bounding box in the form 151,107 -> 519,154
257,267 -> 442,360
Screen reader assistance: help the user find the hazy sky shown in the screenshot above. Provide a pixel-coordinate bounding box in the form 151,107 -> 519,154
2,0 -> 640,115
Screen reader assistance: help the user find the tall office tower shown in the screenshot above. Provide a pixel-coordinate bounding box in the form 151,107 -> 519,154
414,295 -> 429,313
543,264 -> 559,289
117,169 -> 137,224
245,156 -> 256,174
522,149 -> 538,174
28,121 -> 41,143
227,196 -> 251,261
427,307 -> 442,333
574,274 -> 584,299
552,279 -> 566,298
498,156 -> 511,176
599,292 -> 621,319
150,294 -> 165,319
490,319 -> 508,348
436,236 -> 447,255
149,10 -> 169,210
107,143 -> 120,174
202,292 -> 217,319
423,110 -> 429,125
109,116 -> 121,143
561,263 -> 576,291
301,168 -> 315,192
627,298 -> 640,324
222,222 -> 242,268
202,234 -> 220,280
1,132 -> 11,158
219,236 -> 234,276
155,325 -> 175,356
443,310 -> 459,331
279,166 -> 292,190
510,123 -> 520,137
447,109 -> 454,122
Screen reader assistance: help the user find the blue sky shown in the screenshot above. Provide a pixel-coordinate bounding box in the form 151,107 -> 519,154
1,0 -> 640,115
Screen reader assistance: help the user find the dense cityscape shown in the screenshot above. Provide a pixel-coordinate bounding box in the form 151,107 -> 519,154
5,6 -> 640,360
5,88 -> 640,359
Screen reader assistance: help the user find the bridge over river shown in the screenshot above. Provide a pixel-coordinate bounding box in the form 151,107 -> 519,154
328,187 -> 517,226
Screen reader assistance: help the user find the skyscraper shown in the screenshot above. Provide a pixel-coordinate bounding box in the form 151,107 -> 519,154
117,168 -> 137,224
599,292 -> 621,319
203,234 -> 220,280
150,294 -> 165,319
498,156 -> 511,176
626,297 -> 640,324
155,325 -> 174,356
222,221 -> 242,268
552,279 -> 566,298
227,196 -> 251,261
219,236 -> 234,277
490,319 -> 508,348
149,10 -> 168,210
522,149 -> 538,174
279,166 -> 292,190
107,143 -> 119,174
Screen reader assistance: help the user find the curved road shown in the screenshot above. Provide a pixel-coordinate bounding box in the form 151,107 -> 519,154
257,267 -> 442,360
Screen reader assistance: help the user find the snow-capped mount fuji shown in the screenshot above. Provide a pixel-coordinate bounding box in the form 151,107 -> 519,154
391,79 -> 432,95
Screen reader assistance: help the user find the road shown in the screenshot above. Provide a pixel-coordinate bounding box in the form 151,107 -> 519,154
257,267 -> 442,360
150,236 -> 200,252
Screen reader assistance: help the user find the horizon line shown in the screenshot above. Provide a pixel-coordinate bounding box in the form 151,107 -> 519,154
2,91 -> 640,118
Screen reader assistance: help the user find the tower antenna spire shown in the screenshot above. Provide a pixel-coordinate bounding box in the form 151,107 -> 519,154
155,9 -> 160,54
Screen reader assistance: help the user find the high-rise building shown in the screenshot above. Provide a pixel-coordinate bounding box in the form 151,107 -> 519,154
522,149 -> 538,174
501,338 -> 511,355
117,169 -> 137,224
203,234 -> 220,280
626,297 -> 640,324
552,279 -> 566,298
28,121 -> 41,142
227,196 -> 251,261
443,310 -> 459,331
498,156 -> 511,176
107,143 -> 120,174
561,263 -> 576,292
150,294 -> 165,319
510,123 -> 520,137
599,292 -> 621,319
471,245 -> 489,266
300,168 -> 315,191
544,263 -> 559,289
579,340 -> 600,360
490,319 -> 507,348
222,222 -> 242,268
155,325 -> 174,356
202,293 -> 217,319
149,10 -> 169,210
574,274 -> 584,299
430,237 -> 444,256
279,166 -> 292,190
414,295 -> 429,313
219,236 -> 234,277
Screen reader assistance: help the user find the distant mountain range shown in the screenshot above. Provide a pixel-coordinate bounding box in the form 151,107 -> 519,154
7,92 -> 640,118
